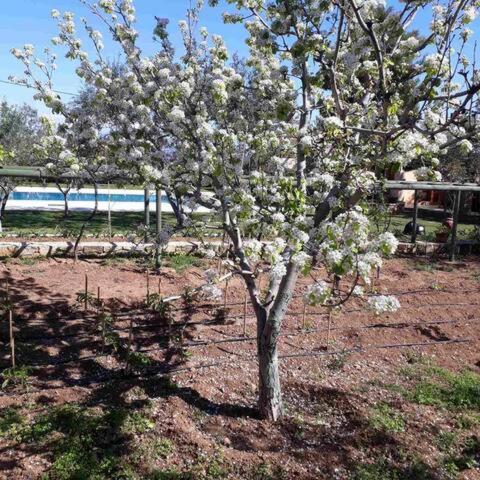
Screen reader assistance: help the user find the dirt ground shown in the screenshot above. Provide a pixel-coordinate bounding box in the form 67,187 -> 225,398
0,255 -> 479,479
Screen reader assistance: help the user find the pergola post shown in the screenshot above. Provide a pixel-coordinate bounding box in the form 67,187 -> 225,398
107,182 -> 112,239
155,187 -> 162,269
411,190 -> 419,244
156,188 -> 162,235
449,191 -> 461,261
144,187 -> 150,240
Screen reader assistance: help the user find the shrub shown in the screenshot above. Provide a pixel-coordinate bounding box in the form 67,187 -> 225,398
369,403 -> 405,434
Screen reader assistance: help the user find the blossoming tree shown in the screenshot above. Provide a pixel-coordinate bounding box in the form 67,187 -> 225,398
0,101 -> 44,231
12,0 -> 480,420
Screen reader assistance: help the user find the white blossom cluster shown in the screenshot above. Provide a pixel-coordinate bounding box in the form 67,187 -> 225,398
304,281 -> 332,306
200,268 -> 222,300
368,295 -> 401,315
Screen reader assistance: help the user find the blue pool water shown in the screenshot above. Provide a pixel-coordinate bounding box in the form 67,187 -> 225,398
11,191 -> 170,203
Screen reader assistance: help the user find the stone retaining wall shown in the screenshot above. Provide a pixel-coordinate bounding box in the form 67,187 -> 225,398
0,239 -> 476,259
0,241 -> 222,258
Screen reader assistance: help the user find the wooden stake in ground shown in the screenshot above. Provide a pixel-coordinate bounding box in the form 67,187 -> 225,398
223,278 -> 229,310
84,274 -> 89,312
302,304 -> 307,329
97,287 -> 106,351
243,290 -> 248,336
158,276 -> 162,296
126,317 -> 134,373
217,232 -> 226,274
101,313 -> 106,352
179,327 -> 184,349
326,306 -> 333,352
9,309 -> 15,368
146,271 -> 150,303
6,281 -> 15,368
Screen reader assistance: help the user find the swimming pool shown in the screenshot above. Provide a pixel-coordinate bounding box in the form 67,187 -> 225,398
5,187 -> 210,213
11,191 -> 170,203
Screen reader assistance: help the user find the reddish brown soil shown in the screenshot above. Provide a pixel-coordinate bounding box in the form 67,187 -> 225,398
0,255 -> 479,479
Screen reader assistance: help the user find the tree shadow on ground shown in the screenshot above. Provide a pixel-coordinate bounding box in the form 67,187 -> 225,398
215,380 -> 447,480
0,267 -> 205,386
0,396 -> 143,478
0,265 -> 458,479
87,375 -> 259,420
0,368 -> 453,479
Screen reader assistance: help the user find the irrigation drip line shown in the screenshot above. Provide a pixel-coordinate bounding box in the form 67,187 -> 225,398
2,316 -> 479,370
208,316 -> 480,345
4,312 -> 480,351
10,303 -> 223,327
3,286 -> 480,328
18,310 -> 247,331
4,292 -> 480,345
0,316 -> 226,343
0,337 -> 475,399
337,302 -> 480,315
1,334 -> 257,369
289,287 -> 480,301
278,338 -> 473,359
6,294 -> 480,333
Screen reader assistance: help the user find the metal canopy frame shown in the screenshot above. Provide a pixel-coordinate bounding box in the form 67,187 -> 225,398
1,168 -> 478,260
0,166 -> 122,182
385,180 -> 480,192
384,180 -> 480,260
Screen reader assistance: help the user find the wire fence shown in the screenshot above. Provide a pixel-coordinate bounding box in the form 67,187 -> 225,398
0,273 -> 478,399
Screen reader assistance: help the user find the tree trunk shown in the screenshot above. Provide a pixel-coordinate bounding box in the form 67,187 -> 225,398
0,194 -> 9,233
63,192 -> 69,218
256,263 -> 299,421
73,177 -> 98,262
56,183 -> 71,218
258,308 -> 283,421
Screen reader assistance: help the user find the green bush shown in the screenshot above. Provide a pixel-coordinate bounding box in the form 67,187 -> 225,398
409,369 -> 480,409
369,403 -> 405,433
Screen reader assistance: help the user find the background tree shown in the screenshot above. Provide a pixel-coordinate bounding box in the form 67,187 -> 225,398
439,116 -> 480,183
0,101 -> 43,231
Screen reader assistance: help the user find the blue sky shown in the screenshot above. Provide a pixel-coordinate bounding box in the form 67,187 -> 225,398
0,0 -> 248,115
0,1 -> 478,116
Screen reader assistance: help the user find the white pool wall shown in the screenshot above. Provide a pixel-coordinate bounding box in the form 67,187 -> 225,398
5,186 -> 210,213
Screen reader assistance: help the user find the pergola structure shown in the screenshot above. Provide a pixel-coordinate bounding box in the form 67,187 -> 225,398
1,167 -> 479,260
384,180 -> 480,260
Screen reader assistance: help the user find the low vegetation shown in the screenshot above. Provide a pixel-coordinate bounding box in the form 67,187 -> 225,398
1,357 -> 478,479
